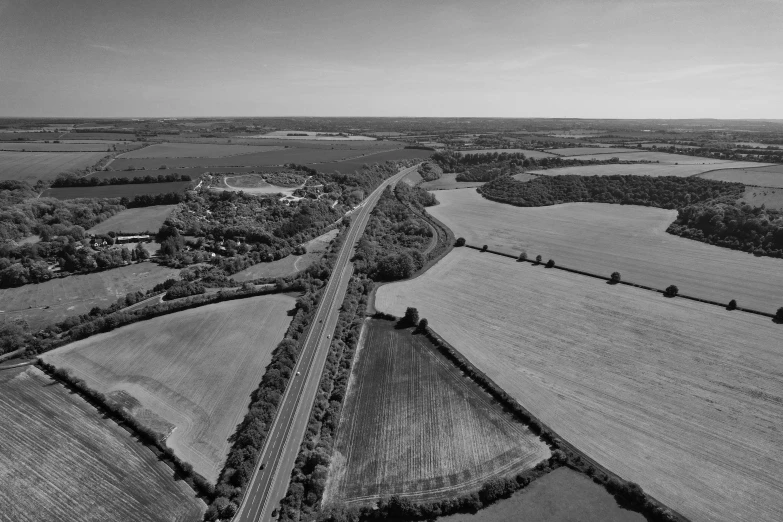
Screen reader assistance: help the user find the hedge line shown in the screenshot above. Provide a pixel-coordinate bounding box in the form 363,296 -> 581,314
36,361 -> 214,498
463,243 -> 775,318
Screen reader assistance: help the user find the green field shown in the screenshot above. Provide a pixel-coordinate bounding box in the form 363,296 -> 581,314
376,248 -> 783,522
741,186 -> 783,209
118,142 -> 284,159
437,467 -> 645,522
427,188 -> 783,313
325,319 -> 549,503
0,142 -> 123,152
419,173 -> 486,190
41,181 -> 191,200
86,205 -> 176,234
0,262 -> 179,330
0,150 -> 108,183
699,165 -> 783,187
42,294 -> 296,482
544,147 -> 637,156
530,161 -> 772,178
233,228 -> 338,281
0,366 -> 204,522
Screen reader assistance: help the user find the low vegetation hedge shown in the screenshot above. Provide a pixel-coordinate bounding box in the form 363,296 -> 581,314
37,361 -> 214,499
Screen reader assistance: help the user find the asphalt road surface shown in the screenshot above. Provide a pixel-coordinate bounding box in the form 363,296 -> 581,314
234,164 -> 419,522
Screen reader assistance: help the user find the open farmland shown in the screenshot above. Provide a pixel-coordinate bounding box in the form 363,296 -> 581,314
118,142 -> 284,159
0,263 -> 179,330
544,147 -> 637,156
86,205 -> 177,234
426,189 -> 783,313
325,319 -> 549,503
42,181 -> 191,200
42,294 -> 296,481
0,142 -> 126,152
109,146 -> 422,171
699,165 -> 783,187
419,173 -> 486,190
438,467 -> 645,522
0,366 -> 203,522
741,186 -> 783,209
0,150 -> 108,183
233,228 -> 339,281
91,165 -> 262,181
562,150 -> 768,166
530,161 -> 773,178
376,248 -> 783,522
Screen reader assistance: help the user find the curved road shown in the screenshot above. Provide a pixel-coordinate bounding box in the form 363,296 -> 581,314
234,164 -> 419,522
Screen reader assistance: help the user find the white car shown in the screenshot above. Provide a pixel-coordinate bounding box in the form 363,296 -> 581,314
296,371 -> 301,376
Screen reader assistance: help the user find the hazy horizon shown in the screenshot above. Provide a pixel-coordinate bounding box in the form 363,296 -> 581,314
2,0 -> 782,119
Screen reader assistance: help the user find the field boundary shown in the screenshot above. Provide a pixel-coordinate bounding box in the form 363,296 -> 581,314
462,244 -> 776,319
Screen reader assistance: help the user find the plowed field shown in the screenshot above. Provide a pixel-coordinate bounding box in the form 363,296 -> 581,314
324,320 -> 549,503
0,366 -> 203,522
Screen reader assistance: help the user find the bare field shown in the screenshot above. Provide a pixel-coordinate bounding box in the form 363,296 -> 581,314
0,263 -> 179,330
42,181 -> 191,200
325,320 -> 549,503
419,173 -> 486,190
118,143 -> 284,159
439,467 -> 644,522
42,294 -> 296,481
530,161 -> 773,178
699,165 -> 783,187
741,186 -> 783,209
426,189 -> 783,313
0,366 -> 203,522
233,229 -> 338,281
87,205 -> 176,234
376,248 -> 783,522
0,150 -> 108,182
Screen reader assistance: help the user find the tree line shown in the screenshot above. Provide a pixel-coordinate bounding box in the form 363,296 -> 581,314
52,173 -> 193,187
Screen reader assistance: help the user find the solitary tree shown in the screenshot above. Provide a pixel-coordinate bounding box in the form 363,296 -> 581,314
403,307 -> 419,327
518,251 -> 528,262
727,299 -> 737,310
545,259 -> 555,268
418,318 -> 428,332
776,307 -> 783,322
665,285 -> 679,297
481,244 -> 488,252
535,254 -> 542,264
610,271 -> 621,284
455,237 -> 466,247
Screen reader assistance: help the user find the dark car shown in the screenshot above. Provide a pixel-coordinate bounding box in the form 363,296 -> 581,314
259,463 -> 265,470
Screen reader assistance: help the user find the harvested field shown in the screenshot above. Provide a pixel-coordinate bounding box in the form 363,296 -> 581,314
438,467 -> 644,522
42,181 -> 191,200
233,228 -> 338,281
0,365 -> 203,522
325,319 -> 549,503
426,189 -> 783,313
741,186 -> 783,209
109,146 -> 421,171
419,173 -> 486,190
0,142 -> 123,152
42,294 -> 296,482
0,263 -> 179,330
118,143 -> 284,159
0,150 -> 108,183
86,205 -> 176,234
458,149 -> 558,159
544,147 -> 637,156
699,165 -> 783,188
530,161 -> 771,178
376,248 -> 783,522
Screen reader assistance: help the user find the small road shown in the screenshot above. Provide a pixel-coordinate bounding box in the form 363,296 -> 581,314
234,164 -> 419,522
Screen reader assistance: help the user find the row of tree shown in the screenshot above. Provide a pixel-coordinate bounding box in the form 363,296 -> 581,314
52,173 -> 193,187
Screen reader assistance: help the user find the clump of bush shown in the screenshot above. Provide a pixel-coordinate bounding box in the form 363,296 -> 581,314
727,299 -> 737,310
664,285 -> 679,298
545,259 -> 555,268
455,237 -> 466,247
611,271 -> 621,284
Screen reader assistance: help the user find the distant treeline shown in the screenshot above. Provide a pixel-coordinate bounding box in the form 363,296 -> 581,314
52,173 -> 192,187
479,174 -> 783,258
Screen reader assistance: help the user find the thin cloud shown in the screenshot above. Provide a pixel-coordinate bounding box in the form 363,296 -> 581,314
89,43 -> 135,56
623,62 -> 783,86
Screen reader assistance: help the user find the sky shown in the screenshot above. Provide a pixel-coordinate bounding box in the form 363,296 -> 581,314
1,0 -> 782,119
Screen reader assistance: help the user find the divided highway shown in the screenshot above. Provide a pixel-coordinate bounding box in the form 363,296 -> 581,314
234,164 -> 419,522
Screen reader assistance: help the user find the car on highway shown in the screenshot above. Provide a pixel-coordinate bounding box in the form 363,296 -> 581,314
296,371 -> 301,376
259,463 -> 265,470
